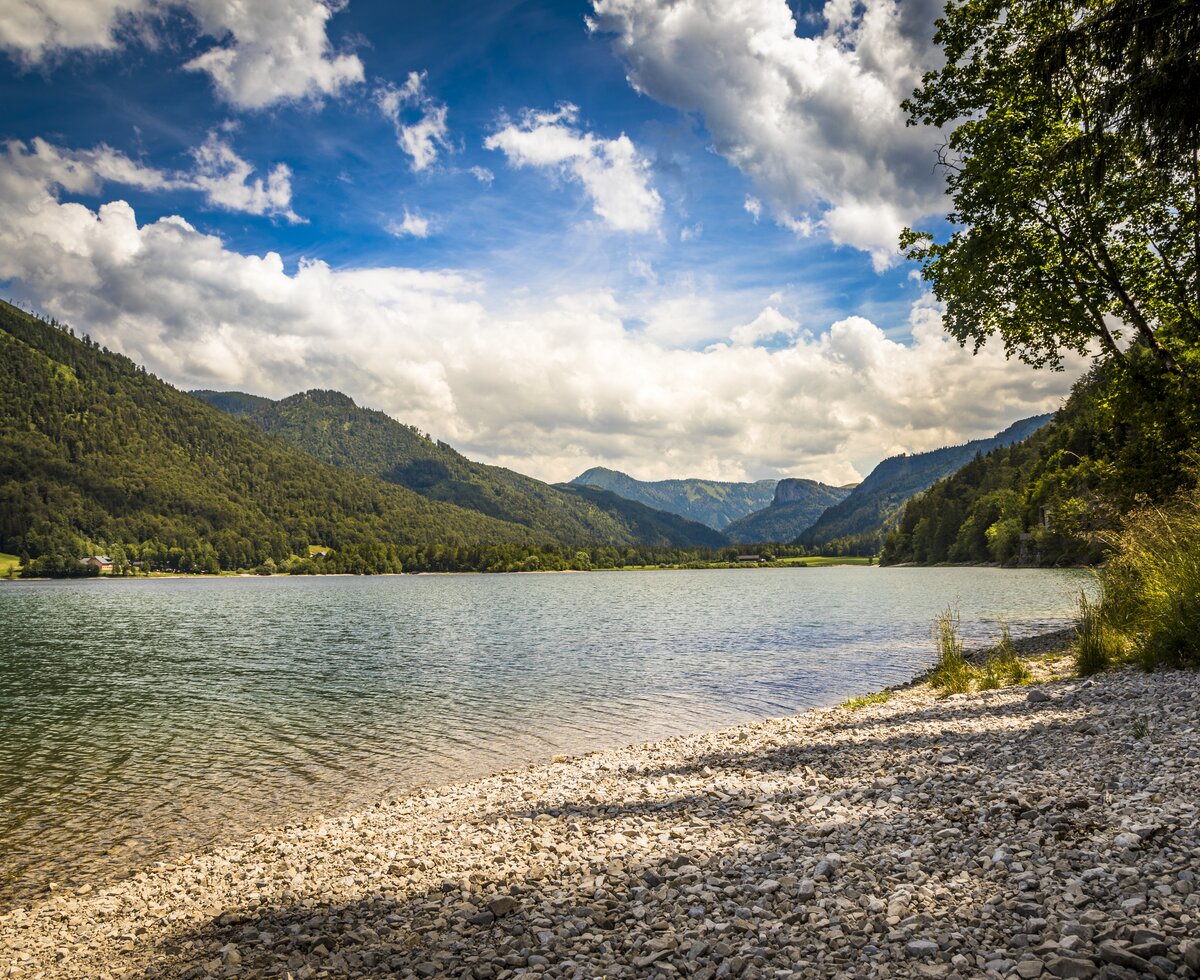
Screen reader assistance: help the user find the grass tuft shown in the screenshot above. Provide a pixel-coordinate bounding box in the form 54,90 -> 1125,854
842,690 -> 893,710
929,608 -> 972,695
1074,591 -> 1121,675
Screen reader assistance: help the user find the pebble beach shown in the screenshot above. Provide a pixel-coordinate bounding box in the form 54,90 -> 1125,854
2,653 -> 1198,979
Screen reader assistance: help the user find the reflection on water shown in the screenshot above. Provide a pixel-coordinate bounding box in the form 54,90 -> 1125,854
0,566 -> 1088,905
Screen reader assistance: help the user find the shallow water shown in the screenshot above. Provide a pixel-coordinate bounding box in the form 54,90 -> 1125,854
0,566 -> 1088,905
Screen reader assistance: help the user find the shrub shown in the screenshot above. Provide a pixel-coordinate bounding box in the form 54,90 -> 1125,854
1098,485 -> 1200,669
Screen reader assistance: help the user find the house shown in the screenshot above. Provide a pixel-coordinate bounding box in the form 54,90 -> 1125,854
736,554 -> 764,563
81,556 -> 113,572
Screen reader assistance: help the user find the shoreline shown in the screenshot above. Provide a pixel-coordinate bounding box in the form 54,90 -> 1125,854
3,637 -> 1197,978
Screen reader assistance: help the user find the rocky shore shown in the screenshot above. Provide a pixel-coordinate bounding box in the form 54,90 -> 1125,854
2,655 -> 1198,979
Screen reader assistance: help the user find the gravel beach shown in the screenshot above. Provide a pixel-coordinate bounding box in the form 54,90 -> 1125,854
2,654 -> 1198,979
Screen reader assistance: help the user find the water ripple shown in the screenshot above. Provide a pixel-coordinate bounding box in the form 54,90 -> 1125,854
0,566 -> 1088,906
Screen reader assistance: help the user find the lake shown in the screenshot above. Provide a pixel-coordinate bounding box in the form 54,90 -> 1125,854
0,566 -> 1089,907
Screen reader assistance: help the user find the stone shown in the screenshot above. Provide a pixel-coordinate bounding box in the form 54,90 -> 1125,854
488,896 -> 520,918
1016,960 -> 1045,979
905,940 -> 939,958
1026,690 -> 1052,704
1045,956 -> 1097,978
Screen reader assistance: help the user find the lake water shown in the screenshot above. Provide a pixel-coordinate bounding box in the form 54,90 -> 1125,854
0,566 -> 1090,906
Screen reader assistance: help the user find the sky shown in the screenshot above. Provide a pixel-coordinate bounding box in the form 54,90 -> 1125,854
0,0 -> 1089,485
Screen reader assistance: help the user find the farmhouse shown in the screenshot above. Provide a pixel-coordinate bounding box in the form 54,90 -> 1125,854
81,556 -> 113,572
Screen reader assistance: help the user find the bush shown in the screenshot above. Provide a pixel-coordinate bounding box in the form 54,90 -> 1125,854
1098,484 -> 1200,669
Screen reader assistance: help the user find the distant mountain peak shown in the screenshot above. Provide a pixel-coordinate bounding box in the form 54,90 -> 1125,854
568,467 -> 778,529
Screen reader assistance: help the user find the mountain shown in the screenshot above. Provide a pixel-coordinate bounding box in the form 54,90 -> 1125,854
797,414 -> 1055,555
881,364 -> 1197,567
723,478 -> 854,544
568,467 -> 778,529
0,301 -> 542,573
554,484 -> 729,549
191,389 -> 723,549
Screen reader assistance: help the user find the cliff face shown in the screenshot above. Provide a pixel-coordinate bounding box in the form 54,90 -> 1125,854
724,479 -> 853,544
773,478 -> 826,504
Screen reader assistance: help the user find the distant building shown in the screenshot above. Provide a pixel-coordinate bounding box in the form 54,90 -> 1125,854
736,554 -> 764,563
81,556 -> 113,572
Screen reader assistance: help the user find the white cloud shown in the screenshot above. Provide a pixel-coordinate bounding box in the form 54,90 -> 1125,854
629,258 -> 656,284
679,222 -> 702,241
0,157 -> 1086,485
468,166 -> 494,185
729,305 -> 802,347
0,0 -> 363,109
189,131 -> 301,221
484,104 -> 663,233
375,72 -> 451,172
386,209 -> 431,238
588,0 -> 947,269
4,134 -> 301,221
744,195 -> 762,222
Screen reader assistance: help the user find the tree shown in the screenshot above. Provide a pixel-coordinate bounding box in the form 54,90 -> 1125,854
901,0 -> 1200,386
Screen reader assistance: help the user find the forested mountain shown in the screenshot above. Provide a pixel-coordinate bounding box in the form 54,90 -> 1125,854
0,301 -> 544,574
797,414 -> 1054,555
881,364 -> 1198,566
554,484 -> 729,549
569,467 -> 778,529
192,388 -> 721,548
723,479 -> 852,544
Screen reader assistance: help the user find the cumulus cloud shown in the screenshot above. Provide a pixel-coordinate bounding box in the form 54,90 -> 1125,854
0,157 -> 1085,485
386,209 -> 431,238
588,0 -> 946,270
375,72 -> 452,172
189,131 -> 301,221
4,134 -> 301,221
744,195 -> 762,222
0,0 -> 363,108
485,104 -> 663,233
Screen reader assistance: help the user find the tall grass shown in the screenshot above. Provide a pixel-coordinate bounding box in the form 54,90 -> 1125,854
929,608 -> 972,694
1074,591 -> 1119,674
1097,485 -> 1200,670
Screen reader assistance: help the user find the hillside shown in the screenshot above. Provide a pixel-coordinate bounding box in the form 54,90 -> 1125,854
192,389 -> 719,549
569,467 -> 777,529
881,364 -> 1198,566
797,414 -> 1054,555
0,302 -> 544,573
554,485 -> 729,549
723,478 -> 852,544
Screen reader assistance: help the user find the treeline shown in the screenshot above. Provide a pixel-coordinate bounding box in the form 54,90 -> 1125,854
881,361 -> 1198,566
17,539 -> 811,578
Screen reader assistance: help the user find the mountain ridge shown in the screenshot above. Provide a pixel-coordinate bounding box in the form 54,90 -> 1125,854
723,478 -> 854,544
797,414 -> 1056,554
569,467 -> 779,529
192,388 -> 726,549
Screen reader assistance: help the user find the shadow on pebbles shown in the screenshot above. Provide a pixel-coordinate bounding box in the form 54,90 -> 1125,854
2,659 -> 1198,979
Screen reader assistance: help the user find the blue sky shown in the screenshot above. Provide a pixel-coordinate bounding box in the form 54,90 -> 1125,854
0,0 -> 1085,483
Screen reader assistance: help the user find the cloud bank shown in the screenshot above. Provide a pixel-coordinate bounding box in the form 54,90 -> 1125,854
588,0 -> 946,269
0,156 -> 1085,485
